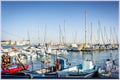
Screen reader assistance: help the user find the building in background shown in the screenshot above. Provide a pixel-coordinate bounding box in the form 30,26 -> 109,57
1,40 -> 30,46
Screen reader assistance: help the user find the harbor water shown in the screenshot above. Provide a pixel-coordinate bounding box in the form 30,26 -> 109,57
27,50 -> 119,72
1,45 -> 119,79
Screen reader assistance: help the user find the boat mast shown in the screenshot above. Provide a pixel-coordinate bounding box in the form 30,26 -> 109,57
38,25 -> 40,44
44,25 -> 46,44
74,31 -> 77,44
27,29 -> 30,45
98,20 -> 101,44
98,21 -> 105,45
113,27 -> 118,44
110,26 -> 112,44
59,24 -> 62,45
104,26 -> 108,44
111,27 -> 115,44
100,23 -> 105,45
64,20 -> 66,45
90,22 -> 92,45
85,10 -> 87,44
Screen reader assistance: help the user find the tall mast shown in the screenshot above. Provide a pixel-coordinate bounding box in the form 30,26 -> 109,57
74,31 -> 77,44
38,25 -> 40,43
98,20 -> 101,44
44,25 -> 46,44
64,20 -> 66,45
110,26 -> 112,44
27,29 -> 30,45
113,27 -> 118,44
104,26 -> 108,44
85,10 -> 87,44
90,22 -> 92,44
100,26 -> 105,44
111,27 -> 116,44
59,24 -> 61,44
99,21 -> 104,44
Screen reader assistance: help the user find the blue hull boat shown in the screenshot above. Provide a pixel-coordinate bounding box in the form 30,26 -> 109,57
56,60 -> 98,78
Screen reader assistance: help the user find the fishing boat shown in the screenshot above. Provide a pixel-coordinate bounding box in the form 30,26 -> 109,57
56,60 -> 98,78
98,69 -> 119,79
1,55 -> 29,75
1,71 -> 32,79
98,59 -> 119,79
33,57 -> 70,74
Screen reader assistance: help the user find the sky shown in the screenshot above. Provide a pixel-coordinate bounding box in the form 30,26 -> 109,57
1,1 -> 119,44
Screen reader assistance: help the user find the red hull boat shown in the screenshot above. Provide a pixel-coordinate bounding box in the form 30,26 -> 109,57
2,64 -> 29,74
2,55 -> 29,74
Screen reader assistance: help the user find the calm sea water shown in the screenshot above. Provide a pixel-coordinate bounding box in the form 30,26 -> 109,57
2,46 -> 119,71
28,50 -> 119,71
2,45 -> 23,49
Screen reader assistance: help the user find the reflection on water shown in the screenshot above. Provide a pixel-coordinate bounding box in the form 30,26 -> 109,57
28,50 -> 119,71
93,50 -> 119,67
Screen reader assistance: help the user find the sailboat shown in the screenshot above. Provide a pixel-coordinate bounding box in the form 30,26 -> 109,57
81,11 -> 92,51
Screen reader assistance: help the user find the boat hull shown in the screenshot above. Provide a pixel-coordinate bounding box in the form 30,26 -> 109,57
98,73 -> 119,79
2,64 -> 29,74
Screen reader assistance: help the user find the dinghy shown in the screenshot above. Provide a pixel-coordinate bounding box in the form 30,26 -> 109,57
98,59 -> 119,79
